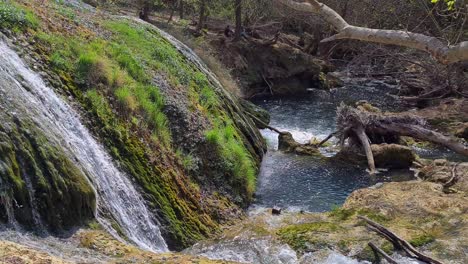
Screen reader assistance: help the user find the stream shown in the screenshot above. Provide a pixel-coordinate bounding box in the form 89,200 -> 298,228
251,79 -> 416,213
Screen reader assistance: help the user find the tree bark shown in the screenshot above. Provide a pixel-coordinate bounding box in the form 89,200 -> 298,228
355,126 -> 376,174
179,0 -> 184,19
278,0 -> 468,64
196,0 -> 206,33
234,0 -> 243,41
373,123 -> 468,156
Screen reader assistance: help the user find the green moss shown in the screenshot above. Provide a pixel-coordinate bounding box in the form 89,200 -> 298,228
410,233 -> 436,247
329,206 -> 356,221
0,118 -> 95,231
277,222 -> 340,253
18,8 -> 259,248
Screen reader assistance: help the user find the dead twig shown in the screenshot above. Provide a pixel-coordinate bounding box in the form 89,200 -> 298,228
443,163 -> 460,188
359,216 -> 444,264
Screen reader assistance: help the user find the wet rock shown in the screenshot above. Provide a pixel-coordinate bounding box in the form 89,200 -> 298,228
321,72 -> 344,89
278,132 -> 300,152
335,144 -> 416,169
278,132 -> 321,156
272,207 -> 282,215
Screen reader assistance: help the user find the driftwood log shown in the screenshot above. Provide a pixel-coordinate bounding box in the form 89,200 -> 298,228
335,104 -> 468,173
359,216 -> 444,264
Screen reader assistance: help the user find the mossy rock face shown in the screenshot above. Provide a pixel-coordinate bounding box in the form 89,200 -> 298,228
0,117 -> 95,232
239,99 -> 270,129
7,0 -> 267,249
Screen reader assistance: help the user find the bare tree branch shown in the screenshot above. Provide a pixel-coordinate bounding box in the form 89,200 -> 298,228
278,0 -> 468,64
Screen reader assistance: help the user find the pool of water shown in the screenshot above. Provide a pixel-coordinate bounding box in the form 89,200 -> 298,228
249,80 -> 452,212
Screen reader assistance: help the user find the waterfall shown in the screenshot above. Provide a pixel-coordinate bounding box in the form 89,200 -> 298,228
0,41 -> 168,252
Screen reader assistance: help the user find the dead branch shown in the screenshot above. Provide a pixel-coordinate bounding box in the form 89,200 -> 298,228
278,0 -> 468,64
359,216 -> 444,264
336,104 -> 468,160
315,131 -> 338,147
443,163 -> 460,188
368,242 -> 398,264
354,125 -> 376,174
246,112 -> 286,134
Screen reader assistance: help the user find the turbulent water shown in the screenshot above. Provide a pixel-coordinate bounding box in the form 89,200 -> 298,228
0,41 -> 167,252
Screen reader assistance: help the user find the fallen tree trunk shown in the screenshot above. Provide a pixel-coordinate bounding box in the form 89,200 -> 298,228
278,0 -> 468,65
335,104 -> 468,171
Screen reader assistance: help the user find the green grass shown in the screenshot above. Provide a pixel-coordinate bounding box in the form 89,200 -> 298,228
206,122 -> 257,197
410,233 -> 436,247
20,10 -> 258,247
0,1 -> 38,30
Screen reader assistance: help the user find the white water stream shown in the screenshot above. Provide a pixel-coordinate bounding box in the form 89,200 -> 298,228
0,40 -> 168,252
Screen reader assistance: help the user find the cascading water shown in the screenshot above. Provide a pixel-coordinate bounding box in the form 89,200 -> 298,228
0,40 -> 168,252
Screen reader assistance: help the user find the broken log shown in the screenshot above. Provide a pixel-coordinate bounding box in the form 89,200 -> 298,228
359,216 -> 444,264
335,104 -> 468,171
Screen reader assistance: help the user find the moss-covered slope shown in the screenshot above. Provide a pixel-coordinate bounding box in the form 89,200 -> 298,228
0,0 -> 266,249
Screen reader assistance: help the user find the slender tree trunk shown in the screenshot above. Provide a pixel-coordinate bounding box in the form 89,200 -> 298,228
179,0 -> 184,19
167,1 -> 176,23
196,0 -> 206,33
234,0 -> 242,41
139,0 -> 151,21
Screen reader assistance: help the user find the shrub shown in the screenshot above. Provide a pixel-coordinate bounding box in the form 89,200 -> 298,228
0,1 -> 38,30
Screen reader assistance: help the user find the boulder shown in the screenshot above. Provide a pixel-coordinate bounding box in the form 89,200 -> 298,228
335,144 -> 416,169
371,144 -> 416,169
213,39 -> 328,97
278,132 -> 320,156
455,123 -> 468,141
278,132 -> 300,152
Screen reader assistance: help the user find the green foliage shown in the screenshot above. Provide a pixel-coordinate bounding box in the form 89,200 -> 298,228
50,52 -> 71,71
205,121 -> 256,197
0,1 -> 38,30
431,0 -> 456,10
329,206 -> 355,221
410,233 -> 436,247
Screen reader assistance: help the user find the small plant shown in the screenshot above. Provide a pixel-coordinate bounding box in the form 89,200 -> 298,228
76,53 -> 113,88
0,1 -> 38,30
